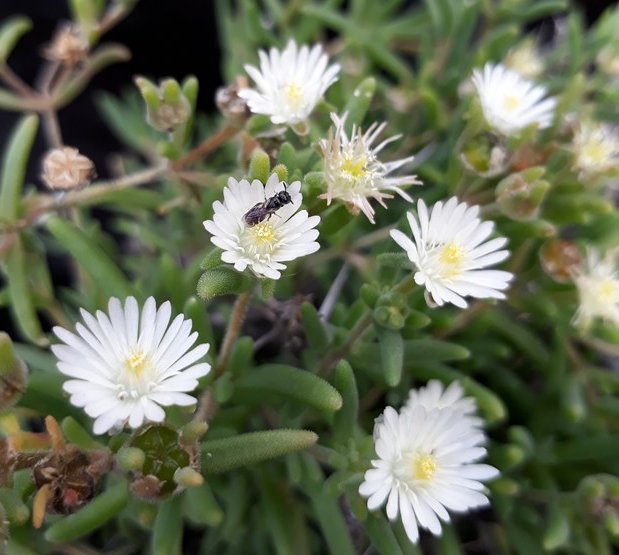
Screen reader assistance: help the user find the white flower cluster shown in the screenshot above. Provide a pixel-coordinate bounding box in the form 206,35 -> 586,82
360,380 -> 498,543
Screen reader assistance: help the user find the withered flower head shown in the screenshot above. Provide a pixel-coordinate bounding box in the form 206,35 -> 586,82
43,24 -> 89,66
41,147 -> 95,191
215,76 -> 251,123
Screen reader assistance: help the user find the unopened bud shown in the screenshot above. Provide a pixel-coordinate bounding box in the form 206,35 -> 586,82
460,132 -> 508,178
496,167 -> 549,221
116,447 -> 145,472
216,76 -> 250,123
42,24 -> 89,66
173,466 -> 203,488
135,76 -> 190,132
0,333 -> 28,410
539,239 -> 581,283
41,147 -> 95,191
180,421 -> 208,446
130,474 -> 162,501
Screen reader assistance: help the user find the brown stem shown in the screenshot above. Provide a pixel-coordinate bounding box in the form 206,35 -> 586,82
214,290 -> 252,377
172,124 -> 239,170
0,64 -> 36,97
43,109 -> 63,148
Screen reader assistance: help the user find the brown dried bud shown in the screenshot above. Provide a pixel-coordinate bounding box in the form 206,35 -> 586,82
539,239 -> 582,283
129,474 -> 162,501
216,76 -> 250,123
41,147 -> 95,191
43,24 -> 89,66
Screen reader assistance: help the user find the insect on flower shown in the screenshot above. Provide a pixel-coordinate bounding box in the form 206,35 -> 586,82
243,183 -> 293,226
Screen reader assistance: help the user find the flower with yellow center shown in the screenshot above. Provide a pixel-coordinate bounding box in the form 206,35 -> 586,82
572,122 -> 619,180
360,401 -> 498,544
203,174 -> 321,280
52,297 -> 211,434
238,40 -> 340,126
572,249 -> 619,330
471,63 -> 556,136
320,113 -> 422,223
504,39 -> 544,79
390,197 -> 513,309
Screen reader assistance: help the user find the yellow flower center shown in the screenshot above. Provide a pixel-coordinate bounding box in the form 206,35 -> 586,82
249,221 -> 276,249
412,453 -> 437,482
582,141 -> 606,165
341,155 -> 368,179
125,351 -> 148,377
438,242 -> 465,278
597,278 -> 618,301
284,82 -> 303,108
502,94 -> 521,112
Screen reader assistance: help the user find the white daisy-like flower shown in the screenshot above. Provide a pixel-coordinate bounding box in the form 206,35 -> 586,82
359,404 -> 498,543
572,249 -> 619,329
203,173 -> 320,280
404,380 -> 482,428
238,40 -> 340,126
471,63 -> 556,136
52,297 -> 211,435
504,39 -> 544,80
390,197 -> 513,309
572,122 -> 619,179
319,113 -> 422,224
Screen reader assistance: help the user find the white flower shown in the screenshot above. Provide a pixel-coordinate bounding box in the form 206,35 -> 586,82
390,197 -> 513,309
319,113 -> 422,224
404,380 -> 482,428
471,63 -> 556,136
504,39 -> 544,80
572,249 -> 619,329
52,297 -> 211,434
203,174 -> 320,280
572,122 -> 619,179
359,404 -> 498,543
238,40 -> 340,126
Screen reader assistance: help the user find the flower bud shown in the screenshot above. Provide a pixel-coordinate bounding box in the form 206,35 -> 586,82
173,466 -> 203,488
42,24 -> 89,66
460,132 -> 509,178
116,447 -> 145,472
539,239 -> 581,283
496,167 -> 549,221
0,332 -> 28,410
41,147 -> 95,191
135,76 -> 191,132
216,77 -> 250,123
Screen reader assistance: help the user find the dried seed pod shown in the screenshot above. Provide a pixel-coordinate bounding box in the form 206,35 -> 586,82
41,147 -> 95,191
43,24 -> 89,66
539,239 -> 582,284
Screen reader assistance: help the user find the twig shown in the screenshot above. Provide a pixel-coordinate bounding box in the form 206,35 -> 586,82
172,124 -> 240,170
319,262 -> 350,321
0,65 -> 36,97
42,109 -> 63,148
214,290 -> 252,377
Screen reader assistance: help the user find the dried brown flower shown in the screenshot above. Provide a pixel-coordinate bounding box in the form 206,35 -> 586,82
43,24 -> 89,66
41,147 -> 95,191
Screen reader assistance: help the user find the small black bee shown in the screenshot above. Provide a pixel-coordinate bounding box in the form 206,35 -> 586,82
243,185 -> 293,226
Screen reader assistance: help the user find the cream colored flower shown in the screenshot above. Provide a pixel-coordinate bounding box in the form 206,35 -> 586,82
572,249 -> 619,330
43,24 -> 89,66
319,113 -> 421,223
572,122 -> 619,179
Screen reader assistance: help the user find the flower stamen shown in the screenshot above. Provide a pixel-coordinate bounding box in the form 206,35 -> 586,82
411,453 -> 437,482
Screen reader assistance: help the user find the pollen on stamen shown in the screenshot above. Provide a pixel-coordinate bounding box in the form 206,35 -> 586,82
502,95 -> 520,112
412,453 -> 437,482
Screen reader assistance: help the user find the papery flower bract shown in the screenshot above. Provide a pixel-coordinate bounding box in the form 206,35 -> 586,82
404,380 -> 482,428
572,249 -> 619,330
319,113 -> 422,223
238,40 -> 340,126
390,197 -> 513,308
52,297 -> 210,434
203,174 -> 320,280
471,63 -> 556,136
572,122 -> 619,179
359,403 -> 498,543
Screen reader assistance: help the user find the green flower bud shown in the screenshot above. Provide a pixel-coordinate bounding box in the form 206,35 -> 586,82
116,447 -> 145,472
0,332 -> 28,409
460,132 -> 509,178
496,167 -> 550,221
135,76 -> 191,132
248,149 -> 271,183
173,466 -> 203,488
